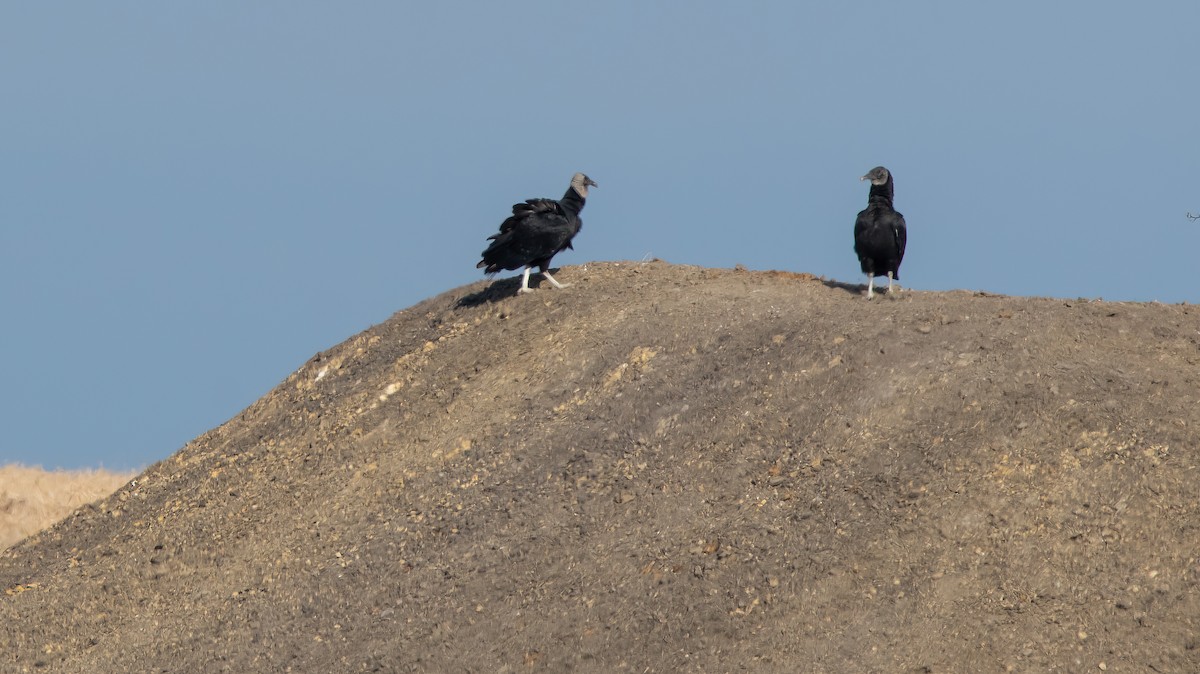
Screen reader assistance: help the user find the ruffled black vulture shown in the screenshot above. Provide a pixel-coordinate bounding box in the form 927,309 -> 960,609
854,166 -> 907,299
477,172 -> 597,293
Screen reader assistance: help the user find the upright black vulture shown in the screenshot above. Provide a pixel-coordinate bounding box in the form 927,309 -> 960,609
477,172 -> 597,293
854,166 -> 907,299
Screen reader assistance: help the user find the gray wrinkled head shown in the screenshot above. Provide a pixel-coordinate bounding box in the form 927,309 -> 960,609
861,166 -> 891,186
571,172 -> 598,198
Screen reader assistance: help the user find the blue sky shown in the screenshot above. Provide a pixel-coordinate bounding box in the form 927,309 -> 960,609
3,3 -> 1197,470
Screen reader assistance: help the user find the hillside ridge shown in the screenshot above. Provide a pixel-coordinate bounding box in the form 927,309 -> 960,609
3,261 -> 1198,673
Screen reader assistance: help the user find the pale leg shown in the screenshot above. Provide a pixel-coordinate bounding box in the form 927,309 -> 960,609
518,267 -> 533,293
865,274 -> 875,299
541,270 -> 569,289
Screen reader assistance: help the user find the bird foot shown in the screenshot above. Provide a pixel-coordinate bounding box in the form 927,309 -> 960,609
540,270 -> 569,290
517,286 -> 534,294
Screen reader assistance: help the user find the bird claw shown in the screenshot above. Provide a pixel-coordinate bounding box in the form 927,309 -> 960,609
517,287 -> 534,294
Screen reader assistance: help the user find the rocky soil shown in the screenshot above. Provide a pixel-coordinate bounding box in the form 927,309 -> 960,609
3,261 -> 1198,673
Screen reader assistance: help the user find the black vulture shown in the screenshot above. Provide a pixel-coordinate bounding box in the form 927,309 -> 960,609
854,166 -> 908,299
477,172 -> 597,293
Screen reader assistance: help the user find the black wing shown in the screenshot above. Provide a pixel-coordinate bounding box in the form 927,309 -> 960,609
493,199 -> 564,237
854,205 -> 907,275
890,210 -> 907,263
478,205 -> 575,273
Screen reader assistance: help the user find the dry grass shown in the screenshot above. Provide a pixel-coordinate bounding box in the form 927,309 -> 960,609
0,464 -> 136,551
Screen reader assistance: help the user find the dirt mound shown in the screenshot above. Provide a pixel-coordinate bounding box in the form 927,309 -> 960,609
3,261 -> 1198,673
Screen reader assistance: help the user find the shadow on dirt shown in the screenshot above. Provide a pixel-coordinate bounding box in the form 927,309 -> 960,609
820,277 -> 867,296
457,270 -> 564,307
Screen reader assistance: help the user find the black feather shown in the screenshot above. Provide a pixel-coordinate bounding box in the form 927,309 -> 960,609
854,166 -> 907,281
478,174 -> 593,275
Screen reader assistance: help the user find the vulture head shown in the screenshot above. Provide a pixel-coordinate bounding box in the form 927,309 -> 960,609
571,173 -> 598,198
861,166 -> 891,186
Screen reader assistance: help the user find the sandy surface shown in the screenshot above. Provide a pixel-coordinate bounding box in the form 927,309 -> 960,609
3,261 -> 1198,673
